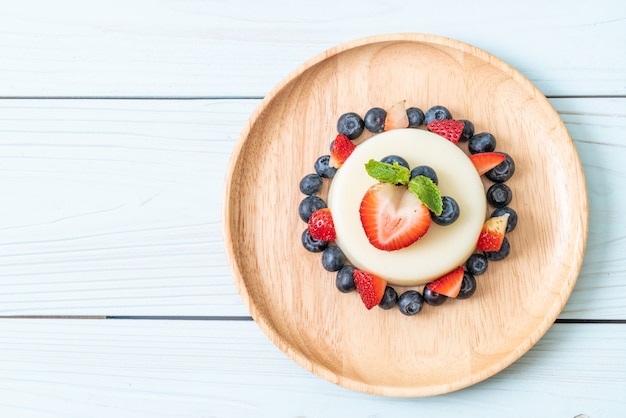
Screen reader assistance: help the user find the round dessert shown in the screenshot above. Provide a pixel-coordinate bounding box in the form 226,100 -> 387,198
327,128 -> 486,286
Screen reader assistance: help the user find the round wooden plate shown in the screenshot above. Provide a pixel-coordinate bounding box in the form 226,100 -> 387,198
223,33 -> 588,397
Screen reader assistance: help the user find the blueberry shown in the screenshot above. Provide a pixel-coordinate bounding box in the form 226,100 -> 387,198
337,112 -> 365,140
301,229 -> 328,253
321,246 -> 345,271
486,152 -> 515,183
397,290 -> 424,316
299,173 -> 323,195
459,119 -> 474,142
465,253 -> 488,276
491,207 -> 518,233
423,287 -> 447,306
431,196 -> 460,226
484,237 -> 510,261
424,105 -> 452,125
456,271 -> 477,300
468,132 -> 497,154
378,286 -> 398,310
364,107 -> 387,133
410,165 -> 438,185
406,107 -> 425,128
380,155 -> 410,170
314,155 -> 337,178
486,183 -> 512,207
298,196 -> 326,222
336,265 -> 356,293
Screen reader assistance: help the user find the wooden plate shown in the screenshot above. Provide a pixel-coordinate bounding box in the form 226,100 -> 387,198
223,33 -> 588,397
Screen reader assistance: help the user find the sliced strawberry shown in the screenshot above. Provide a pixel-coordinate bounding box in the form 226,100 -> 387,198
359,182 -> 431,251
383,101 -> 409,131
476,213 -> 510,252
426,266 -> 464,298
426,119 -> 465,144
353,269 -> 387,310
307,208 -> 336,241
469,152 -> 507,175
329,134 -> 356,168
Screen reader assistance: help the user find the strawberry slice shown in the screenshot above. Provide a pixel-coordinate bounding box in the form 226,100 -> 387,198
329,134 -> 356,168
426,266 -> 464,298
307,208 -> 336,241
353,269 -> 387,310
469,152 -> 507,175
476,213 -> 510,252
426,119 -> 465,144
383,101 -> 409,131
359,182 -> 431,251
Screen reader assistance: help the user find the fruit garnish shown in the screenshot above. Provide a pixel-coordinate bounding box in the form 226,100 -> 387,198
426,266 -> 464,298
383,100 -> 409,131
353,269 -> 387,310
468,152 -> 507,175
307,208 -> 336,241
426,119 -> 465,144
359,182 -> 431,251
329,134 -> 356,168
407,175 -> 443,216
476,213 -> 510,252
364,159 -> 410,185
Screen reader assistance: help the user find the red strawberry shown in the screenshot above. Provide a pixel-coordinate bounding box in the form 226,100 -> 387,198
469,152 -> 507,175
353,269 -> 387,310
426,119 -> 465,144
476,213 -> 510,252
359,182 -> 431,251
383,100 -> 409,131
307,208 -> 336,241
329,134 -> 356,168
426,266 -> 464,298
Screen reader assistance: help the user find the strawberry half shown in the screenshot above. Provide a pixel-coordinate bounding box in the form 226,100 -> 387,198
426,119 -> 465,144
426,266 -> 464,298
469,152 -> 507,175
383,101 -> 409,131
329,134 -> 356,168
353,269 -> 387,310
359,182 -> 431,251
307,208 -> 336,241
476,213 -> 510,252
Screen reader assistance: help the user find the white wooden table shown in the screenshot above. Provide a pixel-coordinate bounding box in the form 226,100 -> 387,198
0,1 -> 625,416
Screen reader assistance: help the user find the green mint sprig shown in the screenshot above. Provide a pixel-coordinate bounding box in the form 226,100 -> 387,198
364,159 -> 410,185
408,175 -> 443,215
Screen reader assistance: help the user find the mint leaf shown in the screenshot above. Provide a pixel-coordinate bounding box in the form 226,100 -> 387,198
408,175 -> 443,215
364,160 -> 410,185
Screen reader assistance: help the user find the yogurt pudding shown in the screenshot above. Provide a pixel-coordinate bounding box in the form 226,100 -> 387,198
327,128 -> 486,286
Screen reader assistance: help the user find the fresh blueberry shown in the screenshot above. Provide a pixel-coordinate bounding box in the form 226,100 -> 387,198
336,265 -> 356,293
486,183 -> 513,207
424,105 -> 452,125
364,107 -> 387,133
491,207 -> 518,233
314,155 -> 337,178
301,229 -> 328,253
380,155 -> 410,170
298,195 -> 326,222
423,287 -> 447,306
299,173 -> 323,195
378,286 -> 398,310
484,237 -> 510,261
406,107 -> 425,128
486,152 -> 515,183
337,112 -> 365,140
431,196 -> 460,226
410,165 -> 438,185
459,119 -> 474,142
456,271 -> 477,300
465,253 -> 488,276
321,245 -> 345,271
397,290 -> 424,316
329,140 -> 334,153
468,132 -> 497,154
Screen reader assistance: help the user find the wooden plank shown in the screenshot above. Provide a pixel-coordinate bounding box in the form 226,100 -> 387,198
0,319 -> 623,417
0,0 -> 624,97
0,98 -> 624,319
